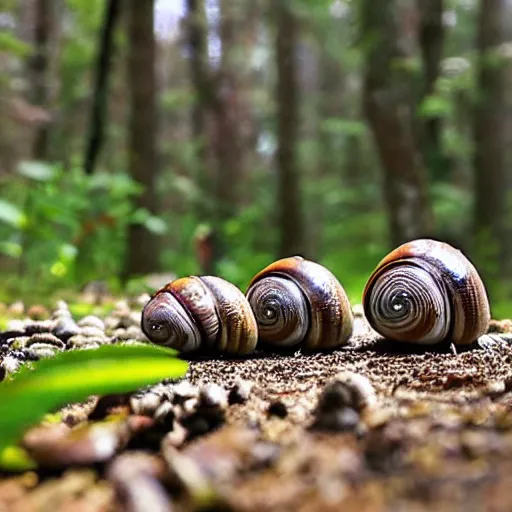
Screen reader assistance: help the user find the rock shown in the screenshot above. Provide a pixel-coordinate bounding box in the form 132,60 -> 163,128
228,379 -> 253,405
107,452 -> 172,512
22,416 -> 154,467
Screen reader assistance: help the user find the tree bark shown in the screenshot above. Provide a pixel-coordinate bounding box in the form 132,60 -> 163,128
30,0 -> 53,160
124,0 -> 160,278
473,0 -> 512,287
418,0 -> 448,180
361,0 -> 433,248
83,0 -> 121,175
275,0 -> 306,258
214,0 -> 247,225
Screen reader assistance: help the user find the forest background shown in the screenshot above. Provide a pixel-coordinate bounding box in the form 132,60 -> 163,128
1,0 -> 511,319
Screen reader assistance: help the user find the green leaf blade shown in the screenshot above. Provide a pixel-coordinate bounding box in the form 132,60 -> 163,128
0,344 -> 188,456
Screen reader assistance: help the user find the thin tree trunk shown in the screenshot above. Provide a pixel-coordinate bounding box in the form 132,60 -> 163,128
30,0 -> 52,159
83,0 -> 121,175
361,0 -> 433,248
418,0 -> 448,180
124,0 -> 160,278
186,0 -> 217,274
275,0 -> 305,258
214,0 -> 246,225
473,0 -> 512,287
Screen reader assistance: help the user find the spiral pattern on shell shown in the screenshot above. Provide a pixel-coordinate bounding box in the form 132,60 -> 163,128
363,239 -> 490,345
141,276 -> 258,354
246,256 -> 353,350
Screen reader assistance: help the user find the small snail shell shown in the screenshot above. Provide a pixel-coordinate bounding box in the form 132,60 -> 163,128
141,276 -> 258,354
246,256 -> 353,350
362,239 -> 490,345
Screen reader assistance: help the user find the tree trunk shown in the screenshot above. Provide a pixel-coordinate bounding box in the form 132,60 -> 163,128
214,1 -> 246,226
361,0 -> 433,248
418,0 -> 448,180
83,0 -> 121,175
275,0 -> 306,258
30,0 -> 53,160
123,0 -> 160,278
186,0 -> 217,274
473,0 -> 512,289
186,0 -> 210,158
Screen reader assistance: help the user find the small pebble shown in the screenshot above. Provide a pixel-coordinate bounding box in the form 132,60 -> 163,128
130,392 -> 163,417
154,402 -> 175,427
26,333 -> 65,348
9,337 -> 31,350
199,383 -> 228,410
6,320 -> 25,332
312,407 -> 361,432
267,401 -> 288,418
25,344 -> 59,359
53,317 -> 80,341
24,320 -> 55,336
79,326 -> 107,339
173,381 -> 199,404
78,316 -> 105,331
162,421 -> 188,448
2,355 -> 21,374
27,305 -> 49,320
228,380 -> 253,405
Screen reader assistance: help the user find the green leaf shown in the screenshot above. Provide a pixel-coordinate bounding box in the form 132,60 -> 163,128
0,344 -> 188,457
0,32 -> 31,57
144,216 -> 168,235
17,161 -> 56,182
0,200 -> 26,229
0,446 -> 37,472
0,241 -> 22,259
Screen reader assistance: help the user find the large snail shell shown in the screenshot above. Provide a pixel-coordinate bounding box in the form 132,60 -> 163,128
141,276 -> 258,354
246,256 -> 353,350
362,239 -> 490,345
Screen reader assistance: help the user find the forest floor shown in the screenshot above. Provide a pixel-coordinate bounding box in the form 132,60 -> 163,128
1,303 -> 512,511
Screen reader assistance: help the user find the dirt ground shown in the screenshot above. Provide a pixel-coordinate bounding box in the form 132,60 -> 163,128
2,311 -> 512,512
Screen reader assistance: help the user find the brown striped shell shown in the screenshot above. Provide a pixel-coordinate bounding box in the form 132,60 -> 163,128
362,239 -> 490,345
246,256 -> 353,350
141,276 -> 258,354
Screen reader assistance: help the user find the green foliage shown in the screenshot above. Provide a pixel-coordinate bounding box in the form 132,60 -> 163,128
0,162 -> 167,295
0,344 -> 187,468
0,32 -> 31,57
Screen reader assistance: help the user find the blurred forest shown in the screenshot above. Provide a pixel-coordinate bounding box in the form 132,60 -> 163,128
1,0 -> 512,318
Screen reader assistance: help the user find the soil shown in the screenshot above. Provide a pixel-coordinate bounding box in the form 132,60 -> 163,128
2,312 -> 512,511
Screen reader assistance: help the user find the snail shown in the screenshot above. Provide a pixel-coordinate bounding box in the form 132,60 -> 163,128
362,239 -> 490,345
246,256 -> 353,350
141,276 -> 258,354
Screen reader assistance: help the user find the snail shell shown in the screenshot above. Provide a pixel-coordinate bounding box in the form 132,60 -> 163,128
362,239 -> 490,345
246,256 -> 353,350
141,276 -> 258,354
